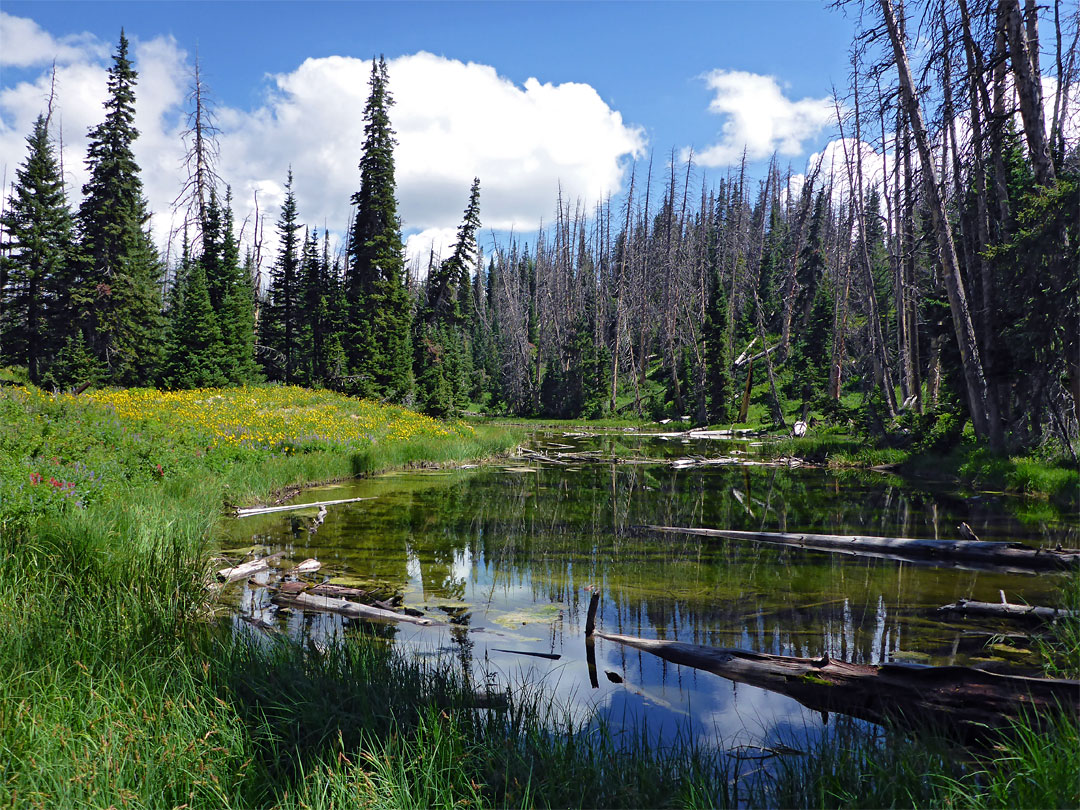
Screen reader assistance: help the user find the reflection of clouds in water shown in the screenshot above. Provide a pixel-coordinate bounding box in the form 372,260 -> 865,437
589,639 -> 822,751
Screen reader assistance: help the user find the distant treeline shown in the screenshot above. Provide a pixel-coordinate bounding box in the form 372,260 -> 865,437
1,1 -> 1077,455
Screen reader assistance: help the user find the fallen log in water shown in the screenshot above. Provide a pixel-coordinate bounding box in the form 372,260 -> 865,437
588,628 -> 1079,740
293,558 -> 321,574
235,496 -> 374,518
937,598 -> 1077,623
643,526 -> 1080,572
217,552 -> 285,582
271,590 -> 439,626
278,581 -> 372,599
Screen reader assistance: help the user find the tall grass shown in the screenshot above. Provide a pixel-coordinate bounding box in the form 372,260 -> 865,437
1,384 -> 1075,808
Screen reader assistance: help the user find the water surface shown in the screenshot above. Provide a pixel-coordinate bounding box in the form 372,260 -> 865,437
218,431 -> 1076,751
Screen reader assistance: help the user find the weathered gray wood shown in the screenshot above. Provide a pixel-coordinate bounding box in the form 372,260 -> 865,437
279,581 -> 371,599
937,598 -> 1077,623
235,496 -> 374,517
643,525 -> 1080,572
217,552 -> 285,582
590,629 -> 1080,740
294,558 -> 321,574
272,590 -> 438,626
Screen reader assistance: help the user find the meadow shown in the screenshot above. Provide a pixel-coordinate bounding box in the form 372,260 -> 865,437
0,383 -> 1075,808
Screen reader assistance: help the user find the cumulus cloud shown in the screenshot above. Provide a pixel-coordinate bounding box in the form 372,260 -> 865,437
692,70 -> 835,168
0,27 -> 189,252
217,51 -> 646,264
2,18 -> 646,273
0,12 -> 108,67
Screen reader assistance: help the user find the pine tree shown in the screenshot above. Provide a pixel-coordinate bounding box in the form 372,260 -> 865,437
259,170 -> 302,382
160,234 -> 226,389
216,188 -> 258,383
345,57 -> 412,401
0,114 -> 75,384
78,30 -> 163,385
414,179 -> 482,415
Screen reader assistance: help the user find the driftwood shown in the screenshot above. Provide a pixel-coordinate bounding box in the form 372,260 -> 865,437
587,634 -> 1077,739
218,552 -> 285,582
271,590 -> 439,626
293,558 -> 321,574
582,592 -> 1079,740
938,598 -> 1077,623
235,496 -> 374,518
644,526 -> 1080,572
278,581 -> 371,599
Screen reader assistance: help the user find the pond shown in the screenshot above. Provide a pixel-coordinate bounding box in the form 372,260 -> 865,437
216,430 -> 1077,752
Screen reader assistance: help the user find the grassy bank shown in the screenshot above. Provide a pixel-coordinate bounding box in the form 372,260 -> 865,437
0,385 -> 737,808
1,385 -> 1076,808
767,428 -> 1078,505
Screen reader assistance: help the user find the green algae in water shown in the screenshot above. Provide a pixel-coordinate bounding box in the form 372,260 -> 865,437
492,604 -> 564,629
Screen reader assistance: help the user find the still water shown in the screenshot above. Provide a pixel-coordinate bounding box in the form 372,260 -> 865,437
217,431 -> 1076,750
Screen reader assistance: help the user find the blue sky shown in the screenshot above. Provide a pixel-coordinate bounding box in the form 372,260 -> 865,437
1,2 -> 859,266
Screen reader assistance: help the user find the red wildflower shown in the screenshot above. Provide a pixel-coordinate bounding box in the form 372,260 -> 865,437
29,473 -> 42,485
49,477 -> 61,488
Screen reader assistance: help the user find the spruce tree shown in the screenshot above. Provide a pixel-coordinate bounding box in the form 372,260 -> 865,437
259,170 -> 302,382
0,114 -> 75,384
160,234 -> 226,389
217,188 -> 258,383
345,57 -> 412,402
414,179 -> 482,415
78,30 -> 163,385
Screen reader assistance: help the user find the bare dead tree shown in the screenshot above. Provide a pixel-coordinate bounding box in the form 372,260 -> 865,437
172,53 -> 223,247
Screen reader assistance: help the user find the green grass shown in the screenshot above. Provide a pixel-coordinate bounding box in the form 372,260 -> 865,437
1,383 -> 1076,808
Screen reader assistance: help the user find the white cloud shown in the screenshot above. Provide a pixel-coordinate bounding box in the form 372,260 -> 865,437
217,51 -> 646,265
2,20 -> 645,274
692,70 -> 835,168
0,12 -> 108,67
0,27 -> 188,253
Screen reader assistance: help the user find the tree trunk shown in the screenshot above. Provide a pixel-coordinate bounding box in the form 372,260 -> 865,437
880,0 -> 1003,450
1001,0 -> 1056,186
588,630 -> 1080,743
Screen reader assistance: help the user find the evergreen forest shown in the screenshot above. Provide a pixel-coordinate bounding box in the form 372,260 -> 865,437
2,3 -> 1078,459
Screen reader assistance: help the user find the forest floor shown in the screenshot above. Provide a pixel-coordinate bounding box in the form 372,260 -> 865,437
0,383 -> 1076,808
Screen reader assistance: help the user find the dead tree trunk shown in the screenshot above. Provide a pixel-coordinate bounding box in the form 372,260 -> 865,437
880,0 -> 1003,450
587,630 -> 1080,742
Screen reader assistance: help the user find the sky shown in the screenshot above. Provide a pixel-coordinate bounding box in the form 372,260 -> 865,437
0,2 -> 877,269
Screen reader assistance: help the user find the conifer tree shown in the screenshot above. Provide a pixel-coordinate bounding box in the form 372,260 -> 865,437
345,57 -> 412,401
259,170 -> 302,382
704,263 -> 733,422
78,30 -> 163,385
414,179 -> 482,415
160,234 -> 226,389
0,114 -> 75,383
216,188 -> 258,383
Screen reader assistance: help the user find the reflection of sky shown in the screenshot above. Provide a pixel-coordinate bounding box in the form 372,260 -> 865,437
219,431 -> 1076,752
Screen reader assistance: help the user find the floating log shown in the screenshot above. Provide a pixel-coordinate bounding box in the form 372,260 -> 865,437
588,629 -> 1080,741
294,558 -> 321,574
271,590 -> 439,626
937,598 -> 1077,623
643,526 -> 1080,572
235,496 -> 374,518
217,552 -> 285,582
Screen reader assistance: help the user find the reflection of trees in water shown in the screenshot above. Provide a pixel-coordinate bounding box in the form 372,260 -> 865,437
389,460 -> 1070,670
246,444 -> 1074,679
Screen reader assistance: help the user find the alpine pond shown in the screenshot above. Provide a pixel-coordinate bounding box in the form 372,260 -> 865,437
216,430 -> 1077,752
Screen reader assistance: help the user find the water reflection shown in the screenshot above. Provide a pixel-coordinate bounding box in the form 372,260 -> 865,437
217,431 -> 1076,749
